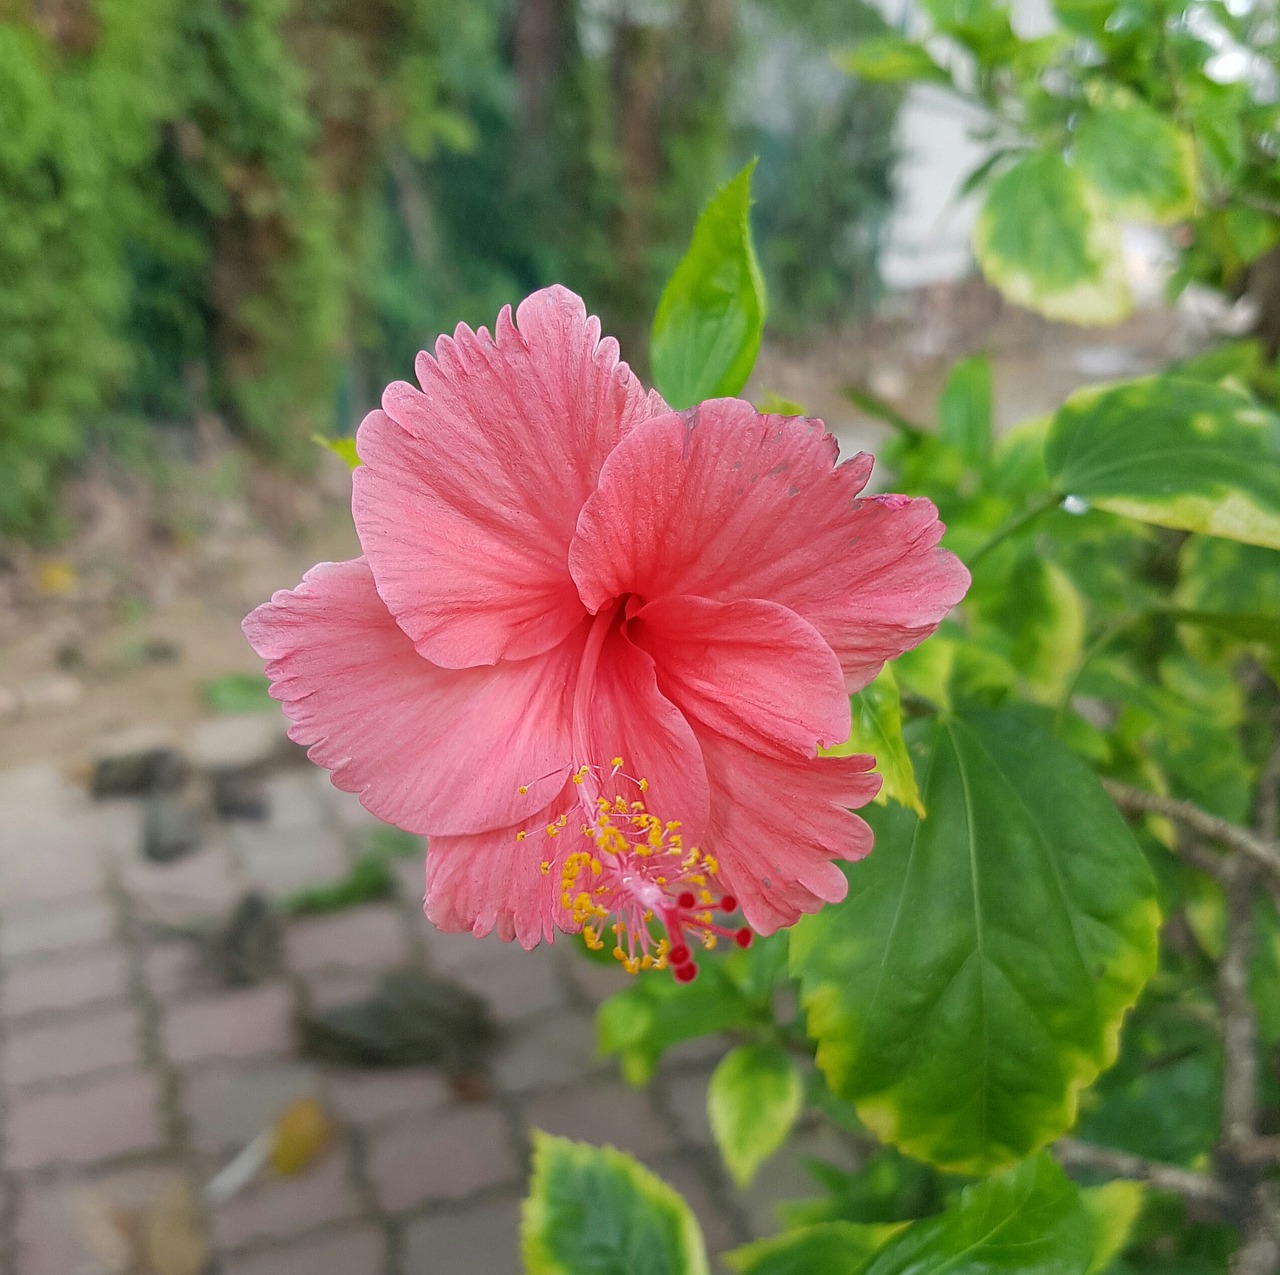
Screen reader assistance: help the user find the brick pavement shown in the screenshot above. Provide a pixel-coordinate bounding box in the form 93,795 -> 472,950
0,733 -> 781,1275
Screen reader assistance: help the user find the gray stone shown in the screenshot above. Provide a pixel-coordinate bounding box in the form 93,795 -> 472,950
212,769 -> 269,821
143,794 -> 203,862
187,714 -> 283,773
93,747 -> 186,798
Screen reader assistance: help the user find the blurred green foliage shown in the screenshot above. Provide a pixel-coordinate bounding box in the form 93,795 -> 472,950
0,0 -> 899,539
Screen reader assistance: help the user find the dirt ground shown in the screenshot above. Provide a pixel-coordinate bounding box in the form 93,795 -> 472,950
0,281 -> 1198,773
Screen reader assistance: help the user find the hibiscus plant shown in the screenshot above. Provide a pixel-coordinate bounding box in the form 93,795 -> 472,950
247,7 -> 1280,1266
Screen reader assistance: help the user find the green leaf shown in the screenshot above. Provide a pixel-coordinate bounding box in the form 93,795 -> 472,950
726,1221 -> 905,1274
1073,95 -> 1197,224
1045,376 -> 1280,550
708,1044 -> 804,1187
974,150 -> 1130,325
862,1154 -> 1094,1274
650,162 -> 766,410
986,554 -> 1087,702
280,850 -> 397,915
938,355 -> 993,461
200,673 -> 274,714
312,433 -> 361,469
1082,1181 -> 1145,1273
825,667 -> 925,817
791,710 -> 1159,1173
837,36 -> 950,85
597,962 -> 757,1084
522,1132 -> 710,1275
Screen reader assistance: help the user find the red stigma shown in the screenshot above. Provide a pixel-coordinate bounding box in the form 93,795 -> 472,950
669,943 -> 690,966
677,891 -> 697,909
734,926 -> 752,948
720,895 -> 737,912
673,962 -> 698,983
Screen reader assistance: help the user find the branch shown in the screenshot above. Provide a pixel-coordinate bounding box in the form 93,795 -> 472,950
1219,862 -> 1260,1156
1103,780 -> 1280,881
1232,1186 -> 1280,1275
1054,1139 -> 1232,1210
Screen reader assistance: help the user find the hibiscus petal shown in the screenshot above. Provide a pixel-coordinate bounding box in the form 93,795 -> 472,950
425,795 -> 582,948
353,286 -> 662,668
697,732 -> 881,934
582,621 -> 712,837
628,595 -> 849,757
242,558 -> 582,836
424,620 -> 713,947
570,399 -> 970,691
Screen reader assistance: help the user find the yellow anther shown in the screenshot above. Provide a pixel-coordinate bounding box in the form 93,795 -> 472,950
540,859 -> 550,874
546,824 -> 559,838
638,777 -> 649,792
518,785 -> 528,795
516,830 -> 527,842
611,756 -> 624,769
703,853 -> 719,874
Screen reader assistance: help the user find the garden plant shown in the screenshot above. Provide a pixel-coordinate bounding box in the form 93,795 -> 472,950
241,0 -> 1280,1269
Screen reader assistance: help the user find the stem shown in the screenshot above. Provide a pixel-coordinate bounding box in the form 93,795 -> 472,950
1103,781 -> 1280,884
965,493 -> 1063,569
1219,861 -> 1259,1156
1054,612 -> 1145,731
1054,1139 -> 1232,1211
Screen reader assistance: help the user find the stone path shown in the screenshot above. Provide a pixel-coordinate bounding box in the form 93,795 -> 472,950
0,742 -> 837,1274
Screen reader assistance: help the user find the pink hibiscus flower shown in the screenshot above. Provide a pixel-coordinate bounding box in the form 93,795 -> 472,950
244,286 -> 968,979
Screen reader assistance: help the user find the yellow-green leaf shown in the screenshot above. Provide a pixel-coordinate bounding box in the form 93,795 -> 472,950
651,162 -> 766,410
826,666 -> 925,817
522,1133 -> 710,1275
1073,92 -> 1197,224
1046,376 -> 1280,549
837,36 -> 950,85
708,1044 -> 804,1187
312,434 -> 361,469
975,150 -> 1130,325
1082,1181 -> 1145,1273
791,710 -> 1159,1173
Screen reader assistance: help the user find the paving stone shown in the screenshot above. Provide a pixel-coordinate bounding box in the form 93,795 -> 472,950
739,1128 -> 855,1238
2,947 -> 129,1019
263,772 -> 328,831
163,982 -> 293,1064
559,949 -> 631,1006
653,1156 -> 742,1258
123,842 -> 240,916
445,943 -> 565,1024
284,905 -> 406,973
660,1066 -> 716,1147
3,1004 -> 142,1088
219,1223 -> 386,1275
491,1011 -> 600,1094
0,898 -> 115,962
141,941 -> 215,1002
182,1061 -> 321,1154
663,1032 -> 732,1070
520,1081 -> 674,1161
0,847 -> 103,908
326,1067 -> 451,1126
15,1161 -> 196,1275
401,1195 -> 522,1275
366,1104 -> 518,1212
326,784 -> 380,832
6,1070 -> 164,1171
234,826 -> 349,900
393,853 -> 426,903
301,968 -> 383,1013
188,713 -> 283,772
210,1147 -> 361,1247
